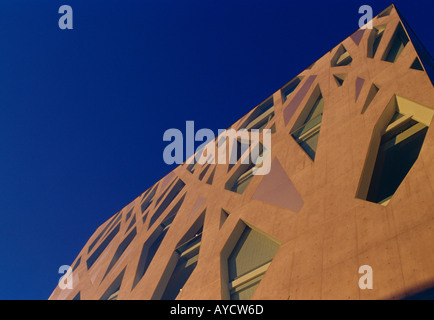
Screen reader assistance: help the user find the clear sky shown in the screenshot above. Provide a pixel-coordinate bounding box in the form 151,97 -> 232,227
0,0 -> 432,300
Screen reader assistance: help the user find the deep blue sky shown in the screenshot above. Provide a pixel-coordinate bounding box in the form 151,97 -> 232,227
0,0 -> 432,300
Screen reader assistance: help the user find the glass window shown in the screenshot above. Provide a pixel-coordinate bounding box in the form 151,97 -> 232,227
225,144 -> 267,194
160,228 -> 203,300
132,205 -> 182,290
383,23 -> 409,63
366,115 -> 428,204
239,97 -> 274,131
227,225 -> 279,300
290,89 -> 324,160
100,269 -> 125,300
282,77 -> 302,102
368,25 -> 386,58
357,95 -> 434,205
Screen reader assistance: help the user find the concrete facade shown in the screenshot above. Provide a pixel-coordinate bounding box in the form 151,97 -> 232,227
50,4 -> 434,300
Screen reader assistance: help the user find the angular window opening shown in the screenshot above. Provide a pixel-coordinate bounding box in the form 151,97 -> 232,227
290,86 -> 324,160
226,223 -> 280,300
103,227 -> 137,279
71,257 -> 81,272
382,23 -> 409,63
100,268 -> 125,300
186,160 -> 198,173
125,208 -> 134,222
141,184 -> 158,213
125,215 -> 136,234
198,164 -> 211,181
282,77 -> 303,102
159,215 -> 204,300
155,178 -> 178,206
88,211 -> 122,253
228,139 -> 250,172
87,223 -> 121,269
333,74 -> 347,87
142,212 -> 148,224
367,116 -> 428,204
378,5 -> 393,18
239,97 -> 274,131
331,45 -> 352,67
228,163 -> 256,194
225,144 -> 267,194
357,95 -> 433,205
132,210 -> 179,290
361,84 -> 380,114
150,193 -> 185,228
148,179 -> 185,229
73,292 -> 80,300
367,25 -> 386,58
410,57 -> 424,71
206,167 -> 216,185
220,209 -> 230,229
107,291 -> 119,301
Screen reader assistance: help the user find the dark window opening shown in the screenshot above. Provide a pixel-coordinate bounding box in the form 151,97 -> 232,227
366,117 -> 428,203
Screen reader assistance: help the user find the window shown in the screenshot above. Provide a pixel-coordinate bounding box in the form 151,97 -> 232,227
410,57 -> 424,71
239,97 -> 274,131
333,74 -> 347,87
225,144 -> 268,194
71,257 -> 81,272
382,23 -> 409,63
220,209 -> 230,229
229,162 -> 256,194
132,207 -> 181,290
361,84 -> 380,114
141,184 -> 158,213
186,161 -> 198,173
148,179 -> 185,229
198,163 -> 211,181
356,95 -> 433,205
103,228 -> 137,279
87,211 -> 122,253
226,223 -> 279,300
367,25 -> 386,58
152,213 -> 205,300
331,45 -> 352,67
290,86 -> 324,160
367,115 -> 427,204
282,77 -> 302,102
377,5 -> 393,18
125,215 -> 136,233
86,223 -> 121,269
227,138 -> 249,172
160,227 -> 203,299
100,268 -> 126,300
155,179 -> 178,206
206,167 -> 216,185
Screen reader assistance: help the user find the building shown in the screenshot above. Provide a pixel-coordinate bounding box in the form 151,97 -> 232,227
49,4 -> 434,300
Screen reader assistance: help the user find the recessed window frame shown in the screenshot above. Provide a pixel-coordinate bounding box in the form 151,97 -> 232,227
239,97 -> 275,131
225,143 -> 269,194
290,86 -> 324,160
220,221 -> 280,300
367,25 -> 386,58
152,212 -> 206,300
382,22 -> 409,63
281,76 -> 303,102
356,95 -> 434,205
